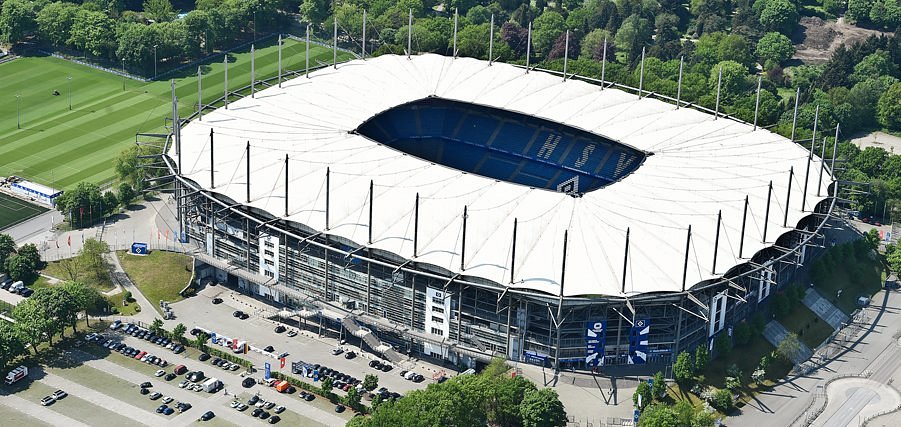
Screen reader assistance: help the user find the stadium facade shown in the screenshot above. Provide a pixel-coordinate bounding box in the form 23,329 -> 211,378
164,53 -> 837,372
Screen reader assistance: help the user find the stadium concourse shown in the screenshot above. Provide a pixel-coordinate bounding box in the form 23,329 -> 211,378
165,53 -> 837,373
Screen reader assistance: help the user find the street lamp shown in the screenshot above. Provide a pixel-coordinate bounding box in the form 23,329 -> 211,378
153,44 -> 159,79
16,94 -> 21,129
67,76 -> 72,110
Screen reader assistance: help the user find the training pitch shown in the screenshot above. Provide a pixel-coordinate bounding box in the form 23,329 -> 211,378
0,39 -> 349,190
0,192 -> 48,230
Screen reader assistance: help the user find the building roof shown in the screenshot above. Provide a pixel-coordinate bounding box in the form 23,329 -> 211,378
174,54 -> 832,298
11,179 -> 62,197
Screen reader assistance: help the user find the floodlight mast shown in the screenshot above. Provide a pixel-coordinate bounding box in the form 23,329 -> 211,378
362,10 -> 367,59
489,14 -> 495,66
638,46 -> 645,98
739,195 -> 748,258
753,76 -> 762,130
407,9 -> 412,59
600,37 -> 606,88
621,227 -> 630,294
250,44 -> 255,98
453,9 -> 458,58
763,180 -> 773,243
333,17 -> 338,68
714,66 -> 722,119
197,66 -> 202,121
510,218 -> 518,283
246,141 -> 251,203
712,210 -> 722,274
223,56 -> 228,109
783,167 -> 793,227
284,154 -> 289,217
562,30 -> 568,80
306,24 -> 310,78
461,205 -> 468,271
803,105 -> 819,210
525,22 -> 531,73
676,56 -> 683,108
790,87 -> 800,141
681,225 -> 691,291
278,34 -> 282,88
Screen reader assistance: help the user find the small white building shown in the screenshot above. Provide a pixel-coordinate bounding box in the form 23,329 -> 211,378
10,179 -> 62,207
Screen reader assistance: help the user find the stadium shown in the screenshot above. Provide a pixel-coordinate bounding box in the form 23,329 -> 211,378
164,52 -> 837,372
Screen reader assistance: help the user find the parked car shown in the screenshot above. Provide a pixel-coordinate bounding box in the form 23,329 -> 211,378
140,381 -> 152,388
269,415 -> 281,424
198,353 -> 210,361
264,346 -> 275,353
332,348 -> 344,356
252,408 -> 263,417
259,411 -> 270,419
344,351 -> 356,360
199,411 -> 215,421
274,325 -> 286,333
212,297 -> 223,304
232,310 -> 245,318
140,388 -> 150,395
149,392 -> 162,400
179,380 -> 189,388
52,390 -> 67,400
155,369 -> 166,377
335,404 -> 345,413
286,330 -> 297,337
242,378 -> 255,388
40,396 -> 55,406
162,396 -> 174,404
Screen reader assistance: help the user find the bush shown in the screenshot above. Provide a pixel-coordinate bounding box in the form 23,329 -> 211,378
714,333 -> 733,356
712,389 -> 734,412
733,321 -> 751,347
772,293 -> 790,317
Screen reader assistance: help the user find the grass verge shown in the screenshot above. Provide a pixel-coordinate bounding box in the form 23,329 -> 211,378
117,250 -> 193,315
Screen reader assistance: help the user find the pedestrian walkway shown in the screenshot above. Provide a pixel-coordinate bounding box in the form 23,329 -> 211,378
105,251 -> 156,324
762,320 -> 813,364
803,288 -> 849,330
0,394 -> 91,427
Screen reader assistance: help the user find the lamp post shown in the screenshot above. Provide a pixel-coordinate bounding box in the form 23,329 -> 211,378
16,94 -> 21,129
153,44 -> 159,79
67,76 -> 72,110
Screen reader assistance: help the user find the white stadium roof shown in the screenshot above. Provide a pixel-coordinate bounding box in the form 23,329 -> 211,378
174,54 -> 832,298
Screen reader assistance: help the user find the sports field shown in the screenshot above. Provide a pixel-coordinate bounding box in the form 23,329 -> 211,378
0,192 -> 49,230
0,38 -> 351,190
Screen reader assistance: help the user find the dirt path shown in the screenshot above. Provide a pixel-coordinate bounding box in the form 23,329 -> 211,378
793,17 -> 892,64
850,131 -> 901,154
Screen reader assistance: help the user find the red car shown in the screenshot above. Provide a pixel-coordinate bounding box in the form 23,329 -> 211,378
135,351 -> 147,360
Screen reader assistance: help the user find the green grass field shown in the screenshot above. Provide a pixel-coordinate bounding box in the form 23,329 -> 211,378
117,250 -> 193,315
0,39 -> 352,190
0,192 -> 48,230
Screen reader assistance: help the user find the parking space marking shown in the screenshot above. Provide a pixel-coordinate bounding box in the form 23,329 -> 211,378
0,394 -> 91,427
40,371 -> 158,427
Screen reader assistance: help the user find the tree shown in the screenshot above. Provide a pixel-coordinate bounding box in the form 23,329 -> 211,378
520,388 -> 567,427
36,2 -> 80,46
345,386 -> 362,408
580,28 -> 612,60
172,323 -> 187,342
362,373 -> 379,391
150,318 -> 164,335
694,345 -> 709,372
532,11 -> 565,56
68,9 -> 115,57
57,254 -> 83,282
79,238 -> 109,284
733,321 -> 751,346
194,332 -> 209,350
851,50 -> 898,83
0,321 -> 26,366
547,31 -> 579,60
776,332 -> 801,362
16,243 -> 41,271
615,14 -> 653,63
0,234 -> 15,275
878,82 -> 901,130
102,191 -> 118,215
55,181 -> 103,228
0,0 -> 36,43
758,0 -> 799,35
848,0 -> 876,23
633,381 -> 653,408
638,402 -> 679,427
673,351 -> 694,384
321,376 -> 334,394
62,281 -> 105,328
756,32 -> 794,66
144,0 -> 176,22
709,60 -> 749,99
299,0 -> 331,24
118,182 -> 136,207
5,255 -> 36,282
651,371 -> 666,399
714,333 -> 733,356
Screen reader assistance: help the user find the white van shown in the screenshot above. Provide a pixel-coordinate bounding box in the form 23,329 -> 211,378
8,281 -> 24,293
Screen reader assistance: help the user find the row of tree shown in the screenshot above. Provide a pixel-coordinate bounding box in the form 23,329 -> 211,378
346,358 -> 567,427
0,233 -> 42,282
0,282 -> 107,366
0,0 -> 287,73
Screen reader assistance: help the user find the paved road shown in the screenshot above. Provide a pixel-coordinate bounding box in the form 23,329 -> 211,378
39,370 -> 158,427
106,251 -> 157,324
819,386 -> 879,427
0,393 -> 91,427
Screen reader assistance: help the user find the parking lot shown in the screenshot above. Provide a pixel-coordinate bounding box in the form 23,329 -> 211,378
161,286 -> 448,402
0,321 -> 353,427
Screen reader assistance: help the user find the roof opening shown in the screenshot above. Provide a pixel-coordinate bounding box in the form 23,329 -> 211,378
355,97 -> 647,195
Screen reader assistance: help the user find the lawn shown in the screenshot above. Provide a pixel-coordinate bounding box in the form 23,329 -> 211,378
0,39 -> 351,190
117,250 -> 193,315
41,259 -> 115,292
778,303 -> 835,349
106,291 -> 140,316
0,192 -> 48,230
810,241 -> 886,314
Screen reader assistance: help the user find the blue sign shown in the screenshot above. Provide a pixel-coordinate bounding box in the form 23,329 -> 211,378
264,362 -> 271,380
585,321 -> 607,367
647,378 -> 654,386
313,370 -> 319,382
634,409 -> 641,422
628,319 -> 650,365
210,332 -> 217,344
131,242 -> 148,254
523,351 -> 549,365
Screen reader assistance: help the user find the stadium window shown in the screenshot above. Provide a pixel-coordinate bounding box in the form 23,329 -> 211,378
265,250 -> 274,257
264,270 -> 274,278
431,327 -> 444,336
264,240 -> 275,248
431,316 -> 444,323
431,296 -> 443,305
432,306 -> 445,314
264,259 -> 274,266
